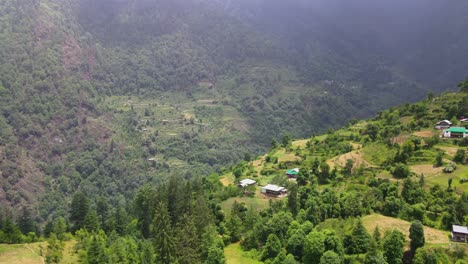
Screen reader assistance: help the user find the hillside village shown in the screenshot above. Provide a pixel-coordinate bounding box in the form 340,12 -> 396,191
216,91 -> 468,263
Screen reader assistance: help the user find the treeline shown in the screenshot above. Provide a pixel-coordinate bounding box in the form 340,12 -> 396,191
1,176 -> 227,264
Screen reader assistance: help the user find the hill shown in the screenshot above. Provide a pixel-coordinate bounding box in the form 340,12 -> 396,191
1,86 -> 468,263
0,0 -> 468,251
213,90 -> 468,263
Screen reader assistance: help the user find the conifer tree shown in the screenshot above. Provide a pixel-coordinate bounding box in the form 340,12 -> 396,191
175,214 -> 201,264
84,210 -> 100,232
70,192 -> 90,232
152,202 -> 175,264
18,206 -> 34,235
45,233 -> 64,264
364,239 -> 387,264
383,230 -> 405,264
346,218 -> 371,254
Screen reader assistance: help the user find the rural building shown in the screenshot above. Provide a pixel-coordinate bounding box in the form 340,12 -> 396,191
261,184 -> 287,196
435,120 -> 452,129
442,127 -> 468,138
286,168 -> 300,178
451,225 -> 468,243
238,178 -> 256,188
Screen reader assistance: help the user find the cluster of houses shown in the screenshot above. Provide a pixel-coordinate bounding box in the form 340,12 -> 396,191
435,120 -> 468,138
237,168 -> 301,197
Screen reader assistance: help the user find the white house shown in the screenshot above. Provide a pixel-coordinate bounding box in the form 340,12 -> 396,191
435,120 -> 452,129
238,178 -> 256,188
261,184 -> 287,196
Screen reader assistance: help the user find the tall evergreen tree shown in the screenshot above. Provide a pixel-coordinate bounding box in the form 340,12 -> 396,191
87,233 -> 108,264
52,217 -> 67,241
70,192 -> 90,232
45,233 -> 64,264
346,218 -> 371,254
287,184 -> 299,216
18,206 -> 34,235
364,239 -> 387,264
205,245 -> 226,264
152,202 -> 175,264
383,230 -> 405,264
135,185 -> 157,238
84,210 -> 100,232
175,214 -> 201,264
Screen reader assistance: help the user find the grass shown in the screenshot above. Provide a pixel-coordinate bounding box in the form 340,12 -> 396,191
411,163 -> 468,194
221,196 -> 270,213
362,214 -> 450,245
0,240 -> 78,264
362,143 -> 394,166
273,149 -> 301,163
225,243 -> 262,264
0,243 -> 44,264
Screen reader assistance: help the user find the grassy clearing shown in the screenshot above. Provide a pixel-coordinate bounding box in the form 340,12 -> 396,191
362,143 -> 393,166
437,146 -> 463,157
221,196 -> 270,213
362,214 -> 450,245
411,164 -> 468,193
327,150 -> 372,170
413,130 -> 437,138
292,139 -> 309,148
0,243 -> 44,264
0,240 -> 77,264
274,149 -> 301,163
225,243 -> 262,264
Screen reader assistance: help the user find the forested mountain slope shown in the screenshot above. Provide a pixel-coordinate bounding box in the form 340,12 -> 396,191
0,0 -> 467,224
1,82 -> 467,264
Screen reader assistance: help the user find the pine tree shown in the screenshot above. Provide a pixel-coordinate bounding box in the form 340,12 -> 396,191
52,217 -> 67,241
364,239 -> 387,264
18,207 -> 34,235
140,239 -> 156,264
152,202 -> 175,264
205,245 -> 226,264
287,184 -> 299,216
175,214 -> 201,264
134,185 -> 157,238
372,226 -> 381,247
84,210 -> 100,232
70,192 -> 90,232
45,233 -> 64,264
87,233 -> 108,264
383,230 -> 405,264
347,218 -> 371,254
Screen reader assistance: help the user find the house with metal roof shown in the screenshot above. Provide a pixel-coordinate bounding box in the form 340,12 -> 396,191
452,225 -> 468,243
286,168 -> 300,178
443,127 -> 468,138
435,120 -> 452,129
261,184 -> 287,196
238,178 -> 256,188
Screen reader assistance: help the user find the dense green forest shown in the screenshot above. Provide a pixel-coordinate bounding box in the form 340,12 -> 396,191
1,82 -> 467,264
0,0 -> 468,263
